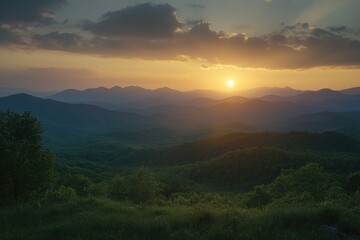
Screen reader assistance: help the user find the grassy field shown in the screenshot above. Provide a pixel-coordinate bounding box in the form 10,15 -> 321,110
1,197 -> 360,240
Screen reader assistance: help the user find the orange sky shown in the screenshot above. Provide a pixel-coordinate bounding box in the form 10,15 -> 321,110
0,1 -> 359,91
0,49 -> 359,91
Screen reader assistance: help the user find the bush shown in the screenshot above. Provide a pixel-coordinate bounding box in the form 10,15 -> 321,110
89,182 -> 107,197
189,204 -> 215,224
344,171 -> 360,194
64,174 -> 92,197
127,167 -> 160,205
269,163 -> 339,202
244,185 -> 272,209
44,186 -> 76,204
108,175 -> 128,200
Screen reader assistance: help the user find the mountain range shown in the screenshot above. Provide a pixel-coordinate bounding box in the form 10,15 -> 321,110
1,86 -> 360,147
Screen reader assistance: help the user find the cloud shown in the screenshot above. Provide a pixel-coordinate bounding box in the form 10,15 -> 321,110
33,31 -> 84,50
0,0 -> 66,24
0,68 -> 103,91
188,22 -> 220,39
41,21 -> 360,69
186,4 -> 205,10
0,24 -> 29,46
83,2 -> 181,39
0,26 -> 22,45
5,2 -> 360,70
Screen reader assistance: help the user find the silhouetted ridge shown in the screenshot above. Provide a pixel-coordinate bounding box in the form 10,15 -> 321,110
0,94 -> 152,129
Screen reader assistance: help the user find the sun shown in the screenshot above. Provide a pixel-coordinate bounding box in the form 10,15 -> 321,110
226,80 -> 235,88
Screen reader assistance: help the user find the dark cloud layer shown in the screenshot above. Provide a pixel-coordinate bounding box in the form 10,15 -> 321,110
186,4 -> 205,10
33,32 -> 83,50
3,2 -> 360,69
84,2 -> 181,39
0,27 -> 23,45
0,0 -> 66,24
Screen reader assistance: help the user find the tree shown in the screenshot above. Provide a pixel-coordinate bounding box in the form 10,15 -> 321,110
269,163 -> 339,202
128,167 -> 159,205
65,174 -> 92,197
244,185 -> 272,209
108,175 -> 128,200
0,111 -> 54,206
344,171 -> 360,194
45,186 -> 76,204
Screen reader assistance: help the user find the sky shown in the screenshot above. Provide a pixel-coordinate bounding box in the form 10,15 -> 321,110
0,0 -> 359,91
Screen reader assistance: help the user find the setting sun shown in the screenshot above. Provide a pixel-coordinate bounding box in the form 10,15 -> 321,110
227,80 -> 235,88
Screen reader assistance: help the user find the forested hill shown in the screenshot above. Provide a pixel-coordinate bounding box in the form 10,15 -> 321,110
122,131 -> 360,166
0,93 -> 152,129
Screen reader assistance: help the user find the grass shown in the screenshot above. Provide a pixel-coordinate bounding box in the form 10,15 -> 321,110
1,198 -> 359,240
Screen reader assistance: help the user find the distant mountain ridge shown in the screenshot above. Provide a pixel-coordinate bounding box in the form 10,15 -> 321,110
2,86 -> 360,143
0,87 -> 57,98
49,86 -> 301,109
238,86 -> 303,98
0,93 -> 152,129
50,86 -> 188,109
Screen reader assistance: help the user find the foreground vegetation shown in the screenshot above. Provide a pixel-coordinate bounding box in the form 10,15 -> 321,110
2,197 -> 360,240
1,111 -> 360,239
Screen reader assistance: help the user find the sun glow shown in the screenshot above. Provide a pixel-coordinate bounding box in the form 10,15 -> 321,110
226,79 -> 235,88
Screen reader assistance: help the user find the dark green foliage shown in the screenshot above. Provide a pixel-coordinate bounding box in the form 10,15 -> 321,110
89,182 -> 108,197
127,167 -> 160,205
64,174 -> 93,197
190,148 -> 308,191
189,204 -> 215,224
108,168 -> 160,205
1,198 -> 359,240
244,185 -> 272,209
44,186 -> 77,204
125,132 -> 360,166
0,111 -> 54,206
344,171 -> 360,193
1,110 -> 360,238
269,163 -> 340,202
108,175 -> 128,200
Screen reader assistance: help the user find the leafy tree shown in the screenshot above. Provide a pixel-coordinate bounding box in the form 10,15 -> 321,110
108,175 -> 128,200
128,167 -> 159,205
269,163 -> 339,202
244,185 -> 272,209
344,171 -> 360,193
65,174 -> 92,197
45,186 -> 76,204
89,182 -> 107,197
0,111 -> 54,206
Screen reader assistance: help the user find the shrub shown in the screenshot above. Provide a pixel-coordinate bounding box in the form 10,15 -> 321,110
108,175 -> 128,200
344,171 -> 360,194
244,185 -> 272,209
44,186 -> 76,204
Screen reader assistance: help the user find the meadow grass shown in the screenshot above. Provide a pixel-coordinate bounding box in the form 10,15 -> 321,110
1,197 -> 358,240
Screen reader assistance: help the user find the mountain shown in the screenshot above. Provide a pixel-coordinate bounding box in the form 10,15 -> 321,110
48,86 -> 308,109
141,100 -> 319,129
49,86 -> 187,109
238,86 -> 303,98
280,112 -> 360,139
259,89 -> 360,111
291,89 -> 348,102
179,96 -> 250,107
0,94 -> 153,140
0,87 -> 56,98
124,132 -> 360,166
341,87 -> 360,95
